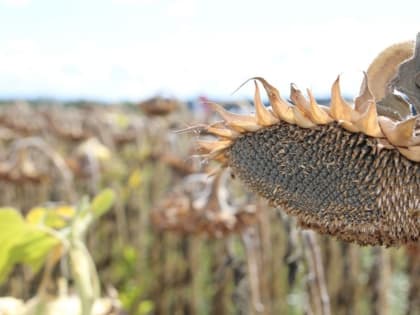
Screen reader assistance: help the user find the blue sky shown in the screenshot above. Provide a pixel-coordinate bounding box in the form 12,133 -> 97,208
0,0 -> 419,101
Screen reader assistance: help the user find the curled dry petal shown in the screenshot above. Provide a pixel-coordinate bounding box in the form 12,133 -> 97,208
292,107 -> 316,128
398,146 -> 420,162
253,81 -> 279,126
355,72 -> 375,114
366,41 -> 414,101
251,77 -> 296,124
330,76 -> 354,122
353,101 -> 384,138
307,89 -> 333,124
339,120 -> 360,133
197,139 -> 232,154
209,102 -> 260,132
206,125 -> 240,139
379,116 -> 419,147
290,84 -> 310,115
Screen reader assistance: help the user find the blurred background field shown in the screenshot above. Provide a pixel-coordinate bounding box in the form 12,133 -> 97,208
0,98 -> 418,315
0,0 -> 420,314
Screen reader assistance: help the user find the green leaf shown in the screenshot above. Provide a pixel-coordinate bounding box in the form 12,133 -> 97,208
91,189 -> 116,218
0,208 -> 26,281
10,228 -> 60,273
0,208 -> 25,226
0,208 -> 60,282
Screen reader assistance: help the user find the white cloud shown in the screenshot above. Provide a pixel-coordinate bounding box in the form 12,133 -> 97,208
165,0 -> 198,18
0,5 -> 418,101
0,0 -> 31,7
111,0 -> 154,4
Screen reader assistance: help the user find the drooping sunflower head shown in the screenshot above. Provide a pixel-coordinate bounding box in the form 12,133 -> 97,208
197,41 -> 420,246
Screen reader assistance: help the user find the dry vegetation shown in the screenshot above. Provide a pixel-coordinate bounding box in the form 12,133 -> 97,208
0,98 -> 419,315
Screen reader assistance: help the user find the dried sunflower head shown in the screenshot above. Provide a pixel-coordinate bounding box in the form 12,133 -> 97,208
197,41 -> 419,246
